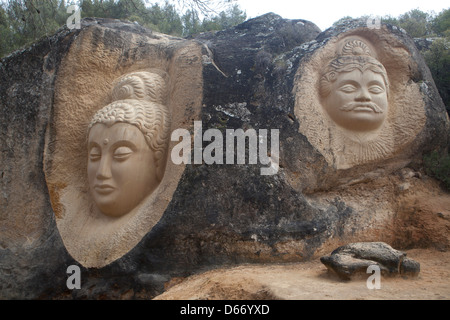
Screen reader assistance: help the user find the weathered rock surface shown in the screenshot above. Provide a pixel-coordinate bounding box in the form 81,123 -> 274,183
320,242 -> 420,280
0,14 -> 449,299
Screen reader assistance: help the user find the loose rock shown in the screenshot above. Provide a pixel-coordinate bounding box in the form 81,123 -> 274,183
320,242 -> 420,280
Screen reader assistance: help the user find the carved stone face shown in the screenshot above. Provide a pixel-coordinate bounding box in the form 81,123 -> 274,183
322,69 -> 388,132
87,122 -> 158,217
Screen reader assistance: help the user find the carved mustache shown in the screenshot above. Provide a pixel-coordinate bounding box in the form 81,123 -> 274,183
339,102 -> 384,113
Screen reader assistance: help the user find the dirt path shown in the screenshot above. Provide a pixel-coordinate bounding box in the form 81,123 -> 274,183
154,248 -> 450,300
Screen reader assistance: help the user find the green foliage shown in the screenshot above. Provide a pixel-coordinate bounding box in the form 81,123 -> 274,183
0,5 -> 10,57
381,9 -> 433,37
423,150 -> 450,190
332,16 -> 354,26
0,0 -> 246,58
378,9 -> 450,112
0,0 -> 70,57
181,9 -> 202,36
80,0 -> 147,20
80,1 -> 185,35
380,8 -> 450,38
381,15 -> 398,27
213,4 -> 247,30
146,3 -> 183,35
432,8 -> 450,37
181,4 -> 246,36
423,38 -> 450,109
398,9 -> 432,38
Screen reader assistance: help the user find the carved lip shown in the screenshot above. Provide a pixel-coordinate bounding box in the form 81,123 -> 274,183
352,106 -> 374,112
94,184 -> 116,194
340,102 -> 383,113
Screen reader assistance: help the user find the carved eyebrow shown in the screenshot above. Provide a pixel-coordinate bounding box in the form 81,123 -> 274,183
337,79 -> 360,87
88,141 -> 101,151
339,83 -> 358,89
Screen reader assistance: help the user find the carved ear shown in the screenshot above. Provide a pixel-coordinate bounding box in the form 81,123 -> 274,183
318,71 -> 336,98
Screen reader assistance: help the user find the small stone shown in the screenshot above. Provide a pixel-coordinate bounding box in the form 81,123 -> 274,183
398,182 -> 411,191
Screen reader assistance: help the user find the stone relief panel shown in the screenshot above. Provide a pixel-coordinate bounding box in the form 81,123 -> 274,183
43,26 -> 203,268
294,30 -> 426,170
87,71 -> 171,218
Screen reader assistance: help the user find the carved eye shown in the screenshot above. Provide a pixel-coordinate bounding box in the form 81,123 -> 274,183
89,147 -> 101,162
113,146 -> 133,161
339,84 -> 357,93
369,85 -> 385,94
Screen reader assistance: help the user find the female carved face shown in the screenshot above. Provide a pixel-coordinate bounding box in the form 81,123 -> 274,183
87,123 -> 158,217
323,69 -> 388,132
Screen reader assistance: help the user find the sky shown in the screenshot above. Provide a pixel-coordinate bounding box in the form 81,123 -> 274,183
234,0 -> 450,31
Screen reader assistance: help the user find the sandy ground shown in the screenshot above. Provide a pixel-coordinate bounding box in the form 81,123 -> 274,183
154,248 -> 450,300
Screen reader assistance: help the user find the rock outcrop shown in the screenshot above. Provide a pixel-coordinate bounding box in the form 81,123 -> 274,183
320,242 -> 420,280
0,14 -> 449,299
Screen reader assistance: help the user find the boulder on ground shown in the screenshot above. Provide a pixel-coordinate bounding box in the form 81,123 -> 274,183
320,242 -> 420,280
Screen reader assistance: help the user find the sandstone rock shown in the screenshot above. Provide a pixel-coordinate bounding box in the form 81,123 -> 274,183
0,14 -> 448,299
320,242 -> 420,280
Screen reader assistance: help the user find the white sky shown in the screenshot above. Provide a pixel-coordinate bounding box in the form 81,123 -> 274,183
235,0 -> 449,30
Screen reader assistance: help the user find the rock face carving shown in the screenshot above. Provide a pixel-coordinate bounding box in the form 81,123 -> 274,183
42,23 -> 203,268
2,16 -> 448,299
319,40 -> 389,133
87,72 -> 171,217
294,33 -> 427,170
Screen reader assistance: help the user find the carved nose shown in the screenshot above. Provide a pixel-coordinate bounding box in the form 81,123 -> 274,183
96,156 -> 112,180
355,88 -> 371,102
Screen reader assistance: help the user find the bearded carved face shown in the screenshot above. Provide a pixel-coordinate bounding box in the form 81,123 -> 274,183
319,41 -> 390,132
322,68 -> 388,132
293,35 -> 426,171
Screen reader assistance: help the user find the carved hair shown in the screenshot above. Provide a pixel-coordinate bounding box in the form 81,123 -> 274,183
319,40 -> 390,98
111,71 -> 167,105
88,71 -> 171,181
